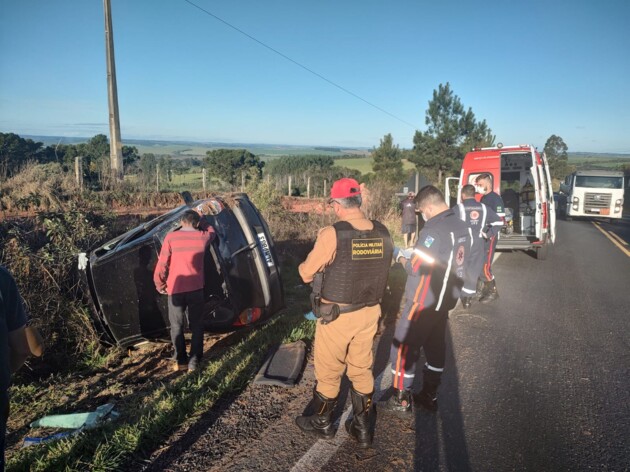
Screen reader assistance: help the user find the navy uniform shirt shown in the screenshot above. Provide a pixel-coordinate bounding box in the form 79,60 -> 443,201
456,199 -> 503,243
481,191 -> 505,219
401,208 -> 469,313
1,266 -> 28,393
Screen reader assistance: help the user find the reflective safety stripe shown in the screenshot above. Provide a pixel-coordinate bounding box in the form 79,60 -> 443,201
425,363 -> 444,372
391,369 -> 415,378
435,232 -> 454,311
412,248 -> 435,264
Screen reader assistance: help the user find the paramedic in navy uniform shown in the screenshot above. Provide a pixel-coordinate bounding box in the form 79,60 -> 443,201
382,185 -> 468,414
474,173 -> 505,303
456,184 -> 502,308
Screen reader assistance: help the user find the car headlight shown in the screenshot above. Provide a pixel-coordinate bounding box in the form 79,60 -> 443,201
572,197 -> 579,204
573,204 -> 579,210
615,199 -> 623,205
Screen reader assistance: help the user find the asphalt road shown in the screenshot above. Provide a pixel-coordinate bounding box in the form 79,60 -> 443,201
153,217 -> 630,471
312,217 -> 630,471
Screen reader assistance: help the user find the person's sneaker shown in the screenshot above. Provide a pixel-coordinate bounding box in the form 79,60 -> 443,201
188,357 -> 201,372
173,362 -> 188,372
461,296 -> 472,308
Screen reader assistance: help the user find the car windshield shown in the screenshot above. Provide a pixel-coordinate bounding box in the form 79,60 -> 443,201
575,176 -> 623,189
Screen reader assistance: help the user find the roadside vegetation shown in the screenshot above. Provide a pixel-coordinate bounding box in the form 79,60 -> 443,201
3,81 -> 627,469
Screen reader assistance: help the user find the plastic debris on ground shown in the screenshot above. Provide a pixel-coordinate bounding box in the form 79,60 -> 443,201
253,341 -> 306,388
23,403 -> 119,447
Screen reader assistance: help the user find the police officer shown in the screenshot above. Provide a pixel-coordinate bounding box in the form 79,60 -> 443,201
475,173 -> 505,303
382,185 -> 468,414
296,178 -> 393,448
456,184 -> 503,308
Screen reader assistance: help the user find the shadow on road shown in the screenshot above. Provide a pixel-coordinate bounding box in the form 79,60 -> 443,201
412,327 -> 471,471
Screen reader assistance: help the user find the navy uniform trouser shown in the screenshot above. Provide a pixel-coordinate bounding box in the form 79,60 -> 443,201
463,237 -> 485,295
168,289 -> 205,364
482,235 -> 498,282
389,307 -> 447,391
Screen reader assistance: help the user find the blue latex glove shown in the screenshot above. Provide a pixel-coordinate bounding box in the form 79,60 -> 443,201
393,247 -> 412,262
393,247 -> 401,261
304,311 -> 318,321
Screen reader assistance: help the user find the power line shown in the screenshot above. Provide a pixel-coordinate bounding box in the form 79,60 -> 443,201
182,0 -> 417,130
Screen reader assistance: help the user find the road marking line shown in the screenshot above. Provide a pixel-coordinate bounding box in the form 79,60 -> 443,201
592,222 -> 630,257
291,360 -> 392,472
609,231 -> 628,246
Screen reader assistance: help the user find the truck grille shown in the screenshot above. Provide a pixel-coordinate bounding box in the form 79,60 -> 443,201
584,192 -> 611,210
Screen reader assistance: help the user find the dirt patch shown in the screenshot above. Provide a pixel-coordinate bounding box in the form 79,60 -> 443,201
282,197 -> 329,214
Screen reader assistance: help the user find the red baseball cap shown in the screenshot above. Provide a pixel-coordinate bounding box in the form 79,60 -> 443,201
330,178 -> 361,199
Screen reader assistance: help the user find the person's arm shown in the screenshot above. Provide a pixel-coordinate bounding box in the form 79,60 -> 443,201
153,236 -> 172,293
2,270 -> 31,372
400,230 -> 438,276
483,205 -> 503,239
298,227 -> 336,284
8,325 -> 30,373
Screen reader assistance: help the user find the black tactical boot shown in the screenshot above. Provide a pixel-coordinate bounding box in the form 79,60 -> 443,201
295,389 -> 337,439
479,279 -> 499,303
474,278 -> 485,300
345,388 -> 375,448
461,296 -> 472,308
381,387 -> 412,415
414,366 -> 441,412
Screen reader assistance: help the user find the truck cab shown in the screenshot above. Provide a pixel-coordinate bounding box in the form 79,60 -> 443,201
558,170 -> 624,221
449,144 -> 556,260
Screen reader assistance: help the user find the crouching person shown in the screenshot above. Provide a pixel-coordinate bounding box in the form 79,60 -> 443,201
295,178 -> 393,448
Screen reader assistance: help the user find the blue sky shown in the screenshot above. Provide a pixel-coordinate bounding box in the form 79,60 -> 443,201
1,0 -> 629,152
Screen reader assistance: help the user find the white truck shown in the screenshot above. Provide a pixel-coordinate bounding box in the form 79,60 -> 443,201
559,170 -> 625,221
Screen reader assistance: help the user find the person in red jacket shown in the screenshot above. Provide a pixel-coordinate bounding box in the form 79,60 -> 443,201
154,210 -> 215,372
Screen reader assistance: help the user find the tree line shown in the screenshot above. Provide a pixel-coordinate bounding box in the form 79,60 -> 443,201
2,82 -> 583,191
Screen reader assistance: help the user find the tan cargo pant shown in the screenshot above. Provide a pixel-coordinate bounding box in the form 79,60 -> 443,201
314,304 -> 380,399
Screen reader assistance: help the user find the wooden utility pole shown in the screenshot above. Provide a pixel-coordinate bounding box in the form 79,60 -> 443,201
202,168 -> 207,191
104,0 -> 124,182
75,156 -> 83,191
288,176 -> 292,196
307,176 -> 311,199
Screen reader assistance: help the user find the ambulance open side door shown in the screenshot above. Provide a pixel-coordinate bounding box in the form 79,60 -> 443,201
444,177 -> 460,206
540,151 -> 556,244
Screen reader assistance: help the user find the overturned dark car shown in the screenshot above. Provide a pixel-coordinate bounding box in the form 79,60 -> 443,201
78,193 -> 284,348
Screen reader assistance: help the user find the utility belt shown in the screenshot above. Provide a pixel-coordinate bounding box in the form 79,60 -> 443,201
309,273 -> 379,324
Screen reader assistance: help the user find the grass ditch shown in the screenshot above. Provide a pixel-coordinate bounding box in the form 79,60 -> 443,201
8,310 -> 314,471
2,172 -> 407,470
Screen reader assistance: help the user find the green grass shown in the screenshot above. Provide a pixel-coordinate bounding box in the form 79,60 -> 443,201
6,262 -> 314,472
334,157 -> 416,175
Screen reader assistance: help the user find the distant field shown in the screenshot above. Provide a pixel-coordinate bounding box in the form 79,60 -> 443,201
127,142 -> 370,160
568,153 -> 630,169
334,157 -> 416,174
